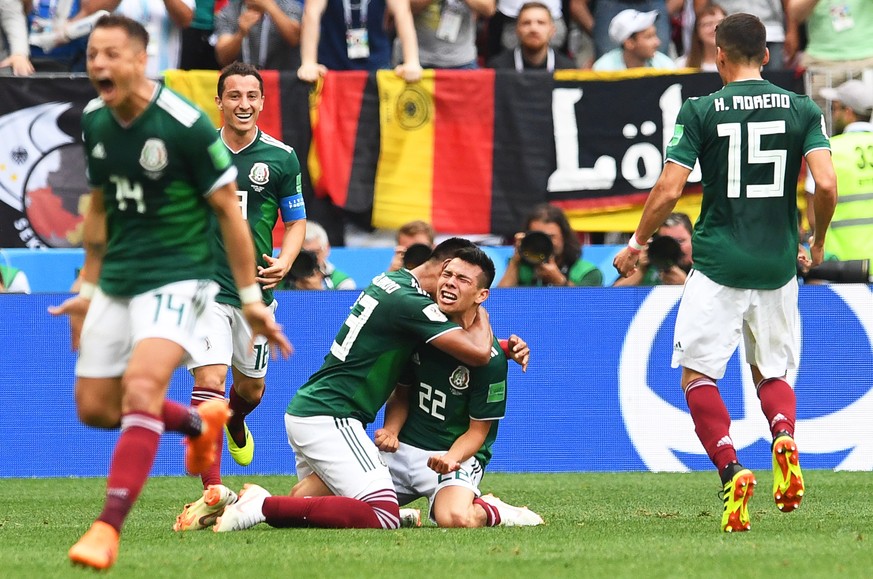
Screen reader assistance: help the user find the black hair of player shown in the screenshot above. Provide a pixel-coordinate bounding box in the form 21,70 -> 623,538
93,14 -> 149,49
715,13 -> 766,65
428,237 -> 477,263
218,61 -> 264,98
453,246 -> 496,289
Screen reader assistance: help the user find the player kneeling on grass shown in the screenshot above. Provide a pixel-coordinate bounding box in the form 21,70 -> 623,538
375,254 -> 543,528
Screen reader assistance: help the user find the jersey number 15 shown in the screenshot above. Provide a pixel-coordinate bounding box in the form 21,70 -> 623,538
717,120 -> 786,199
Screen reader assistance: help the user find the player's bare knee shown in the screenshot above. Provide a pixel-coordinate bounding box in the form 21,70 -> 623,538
435,507 -> 475,528
233,377 -> 265,403
75,401 -> 120,428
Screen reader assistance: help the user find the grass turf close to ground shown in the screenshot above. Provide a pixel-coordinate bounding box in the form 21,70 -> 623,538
1,471 -> 871,578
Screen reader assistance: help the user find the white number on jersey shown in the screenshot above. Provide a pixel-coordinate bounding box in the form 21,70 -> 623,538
111,175 -> 146,213
236,190 -> 248,220
717,121 -> 787,198
418,383 -> 446,420
330,293 -> 379,361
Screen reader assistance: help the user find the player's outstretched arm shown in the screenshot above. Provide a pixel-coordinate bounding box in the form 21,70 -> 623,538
48,189 -> 105,351
614,162 -> 691,277
500,334 -> 529,372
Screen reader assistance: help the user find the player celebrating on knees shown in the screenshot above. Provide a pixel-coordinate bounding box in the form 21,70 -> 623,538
173,61 -> 307,532
49,15 -> 291,571
213,239 -> 528,532
613,13 -> 836,533
375,248 -> 543,528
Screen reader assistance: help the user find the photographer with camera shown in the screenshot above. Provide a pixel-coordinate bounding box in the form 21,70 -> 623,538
613,212 -> 693,287
284,221 -> 356,290
498,203 -> 602,287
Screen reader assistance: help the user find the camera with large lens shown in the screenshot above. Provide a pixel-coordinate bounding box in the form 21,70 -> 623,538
288,249 -> 320,281
801,259 -> 870,284
402,243 -> 432,270
646,235 -> 684,273
519,231 -> 553,266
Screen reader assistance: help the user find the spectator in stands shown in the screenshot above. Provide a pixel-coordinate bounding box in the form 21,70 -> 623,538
179,0 -> 220,70
584,0 -> 673,59
487,2 -> 576,71
787,0 -> 873,105
708,1 -> 797,70
215,0 -> 302,70
674,2 -> 724,71
613,212 -> 693,286
26,0 -> 106,72
412,0 -> 495,69
804,79 -> 873,262
0,262 -> 31,293
592,8 -> 675,70
389,219 -> 435,271
0,0 -> 34,75
498,203 -> 603,287
566,0 -> 596,69
486,0 -> 565,59
288,221 -> 357,289
111,0 -> 194,76
296,0 -> 422,83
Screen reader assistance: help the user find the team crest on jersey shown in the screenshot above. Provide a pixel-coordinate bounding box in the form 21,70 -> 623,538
139,138 -> 168,176
249,162 -> 270,185
449,366 -> 470,392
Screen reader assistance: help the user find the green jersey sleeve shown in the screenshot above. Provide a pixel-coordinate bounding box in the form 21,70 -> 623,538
801,99 -> 830,155
185,114 -> 236,197
666,98 -> 703,169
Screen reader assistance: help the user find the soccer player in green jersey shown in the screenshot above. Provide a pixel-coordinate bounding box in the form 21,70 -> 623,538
614,13 -> 837,533
376,248 -> 544,528
173,62 -> 307,532
48,16 -> 291,570
213,239 -> 525,532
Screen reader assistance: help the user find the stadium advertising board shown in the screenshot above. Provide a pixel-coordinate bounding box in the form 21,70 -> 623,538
2,286 -> 870,477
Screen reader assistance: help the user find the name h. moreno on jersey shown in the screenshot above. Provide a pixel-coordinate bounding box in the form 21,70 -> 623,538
713,94 -> 791,112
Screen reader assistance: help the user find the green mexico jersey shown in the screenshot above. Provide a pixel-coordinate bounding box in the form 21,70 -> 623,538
666,79 -> 830,289
213,129 -> 304,307
287,269 -> 461,424
81,85 -> 237,296
398,338 -> 507,467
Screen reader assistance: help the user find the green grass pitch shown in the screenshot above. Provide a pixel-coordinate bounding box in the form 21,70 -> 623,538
1,471 -> 872,578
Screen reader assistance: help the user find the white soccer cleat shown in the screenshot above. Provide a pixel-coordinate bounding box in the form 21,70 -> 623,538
479,494 -> 544,527
174,484 -> 238,531
399,508 -> 421,528
213,483 -> 270,532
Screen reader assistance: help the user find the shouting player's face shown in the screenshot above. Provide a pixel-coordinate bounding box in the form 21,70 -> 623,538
436,258 -> 489,318
86,25 -> 148,113
217,74 -> 264,137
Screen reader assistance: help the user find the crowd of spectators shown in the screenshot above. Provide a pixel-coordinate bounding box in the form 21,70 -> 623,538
5,0 -> 859,76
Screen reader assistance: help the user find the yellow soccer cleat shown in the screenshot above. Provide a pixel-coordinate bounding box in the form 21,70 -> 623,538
225,422 -> 254,466
772,433 -> 805,512
720,469 -> 756,532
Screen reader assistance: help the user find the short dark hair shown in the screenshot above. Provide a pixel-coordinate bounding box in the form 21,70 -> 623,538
428,237 -> 477,263
453,246 -> 496,289
716,13 -> 766,65
217,61 -> 264,97
523,203 -> 581,266
93,14 -> 149,49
